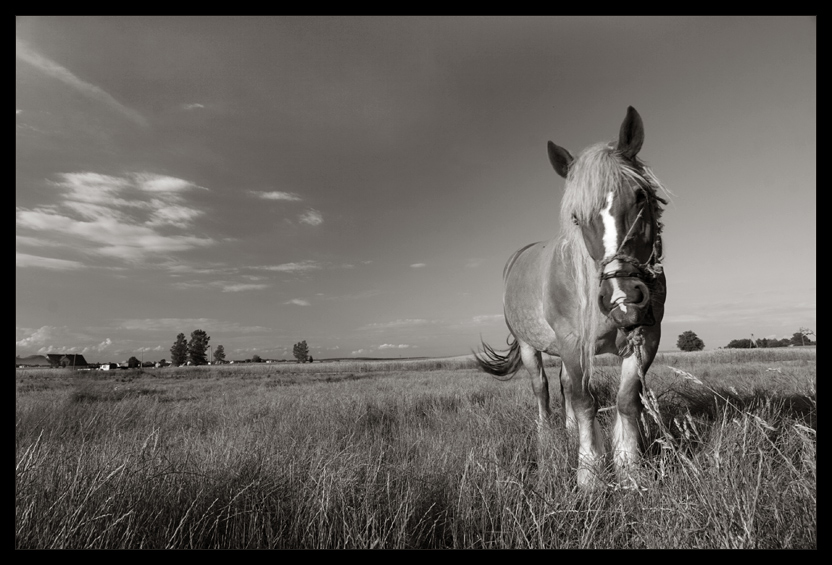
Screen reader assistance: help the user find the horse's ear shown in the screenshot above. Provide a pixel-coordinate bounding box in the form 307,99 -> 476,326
617,106 -> 644,160
547,141 -> 573,179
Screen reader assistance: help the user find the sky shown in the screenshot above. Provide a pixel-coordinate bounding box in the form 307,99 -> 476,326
16,16 -> 816,362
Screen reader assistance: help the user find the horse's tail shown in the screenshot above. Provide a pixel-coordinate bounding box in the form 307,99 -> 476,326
473,335 -> 523,381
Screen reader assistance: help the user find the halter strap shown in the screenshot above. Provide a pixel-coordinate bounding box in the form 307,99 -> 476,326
598,204 -> 663,286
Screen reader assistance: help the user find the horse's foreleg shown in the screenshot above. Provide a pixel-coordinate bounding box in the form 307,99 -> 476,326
612,353 -> 644,481
563,358 -> 605,489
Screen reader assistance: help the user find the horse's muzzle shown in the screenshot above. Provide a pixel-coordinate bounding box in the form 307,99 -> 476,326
598,278 -> 653,328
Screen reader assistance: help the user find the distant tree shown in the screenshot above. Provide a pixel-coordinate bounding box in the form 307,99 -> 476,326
293,340 -> 309,363
213,345 -> 226,364
796,328 -> 815,346
676,330 -> 705,352
159,358 -> 167,365
188,329 -> 210,365
127,356 -> 141,368
170,333 -> 188,366
790,330 -> 815,347
252,354 -> 262,363
726,338 -> 752,349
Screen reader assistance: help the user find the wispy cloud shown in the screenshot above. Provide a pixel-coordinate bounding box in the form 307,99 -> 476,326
285,299 -> 310,306
465,258 -> 483,268
16,171 -> 213,263
220,283 -> 269,293
250,190 -> 302,201
360,318 -> 434,330
471,314 -> 504,324
16,252 -> 84,270
378,343 -> 411,349
410,263 -> 426,268
254,260 -> 322,273
171,280 -> 269,293
118,318 -> 272,334
182,103 -> 205,110
16,38 -> 148,127
299,209 -> 323,226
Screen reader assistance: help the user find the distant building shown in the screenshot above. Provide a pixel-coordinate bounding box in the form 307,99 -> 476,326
44,353 -> 89,368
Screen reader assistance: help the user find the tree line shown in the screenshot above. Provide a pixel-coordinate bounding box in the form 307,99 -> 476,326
167,331 -> 312,366
676,328 -> 815,351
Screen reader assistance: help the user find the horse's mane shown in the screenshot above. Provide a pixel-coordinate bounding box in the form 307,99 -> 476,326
558,142 -> 669,388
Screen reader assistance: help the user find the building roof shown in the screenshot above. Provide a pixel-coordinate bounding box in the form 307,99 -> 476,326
43,353 -> 89,367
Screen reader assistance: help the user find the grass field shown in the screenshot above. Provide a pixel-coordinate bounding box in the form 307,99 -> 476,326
15,348 -> 815,548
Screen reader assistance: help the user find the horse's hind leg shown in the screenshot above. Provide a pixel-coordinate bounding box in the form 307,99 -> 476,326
519,341 -> 550,430
519,342 -> 556,476
558,361 -> 577,436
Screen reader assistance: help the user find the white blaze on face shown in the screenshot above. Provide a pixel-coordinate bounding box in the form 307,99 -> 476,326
600,191 -> 627,308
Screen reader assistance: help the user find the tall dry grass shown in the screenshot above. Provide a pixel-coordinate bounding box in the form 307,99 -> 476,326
16,348 -> 815,548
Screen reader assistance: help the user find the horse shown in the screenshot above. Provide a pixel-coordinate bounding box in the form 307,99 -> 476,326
475,106 -> 669,488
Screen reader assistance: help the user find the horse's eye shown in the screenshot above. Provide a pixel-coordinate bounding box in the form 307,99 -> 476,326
635,189 -> 647,203
571,214 -> 580,225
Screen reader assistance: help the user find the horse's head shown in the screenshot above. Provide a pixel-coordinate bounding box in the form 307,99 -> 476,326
548,106 -> 664,331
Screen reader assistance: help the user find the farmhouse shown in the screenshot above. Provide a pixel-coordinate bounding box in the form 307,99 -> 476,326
44,353 -> 88,368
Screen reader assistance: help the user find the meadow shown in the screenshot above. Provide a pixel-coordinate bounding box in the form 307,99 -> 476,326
16,348 -> 815,548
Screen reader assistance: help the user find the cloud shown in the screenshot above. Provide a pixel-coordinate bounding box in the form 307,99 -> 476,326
220,283 -> 269,293
16,171 -> 214,263
182,103 -> 205,110
351,349 -> 369,355
16,38 -> 148,127
146,205 -> 204,227
472,314 -> 504,324
118,318 -> 271,334
171,279 -> 270,293
97,338 -> 113,350
254,260 -> 322,273
251,190 -> 302,201
133,173 -> 206,193
361,318 -> 433,330
378,344 -> 411,349
662,313 -> 708,324
299,209 -> 323,226
16,326 -> 61,349
16,252 -> 84,270
16,325 -> 103,355
410,263 -> 426,268
465,258 -> 483,268
285,299 -> 310,306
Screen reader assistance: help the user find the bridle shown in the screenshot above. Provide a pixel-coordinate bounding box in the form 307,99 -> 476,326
597,192 -> 664,287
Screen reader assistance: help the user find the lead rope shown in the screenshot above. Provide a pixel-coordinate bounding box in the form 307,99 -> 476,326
627,325 -> 647,381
